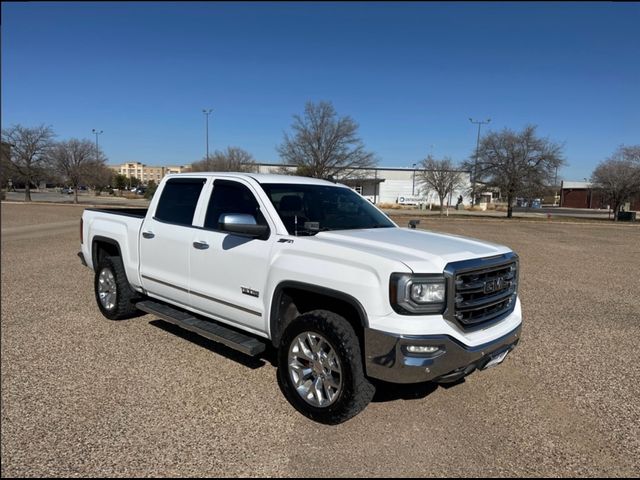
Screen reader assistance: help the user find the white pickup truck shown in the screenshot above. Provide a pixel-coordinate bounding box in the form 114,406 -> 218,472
79,173 -> 522,424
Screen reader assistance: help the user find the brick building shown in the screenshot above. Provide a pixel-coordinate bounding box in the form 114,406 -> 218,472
560,180 -> 640,211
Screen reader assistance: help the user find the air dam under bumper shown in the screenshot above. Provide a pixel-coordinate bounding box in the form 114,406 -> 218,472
364,325 -> 521,384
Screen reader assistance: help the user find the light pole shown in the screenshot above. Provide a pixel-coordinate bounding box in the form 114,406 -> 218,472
584,177 -> 593,209
469,118 -> 491,206
92,129 -> 103,161
412,163 -> 417,195
554,165 -> 559,206
202,109 -> 213,159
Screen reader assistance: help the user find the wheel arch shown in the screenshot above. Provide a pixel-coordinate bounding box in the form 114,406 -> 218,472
91,236 -> 123,272
269,280 -> 369,347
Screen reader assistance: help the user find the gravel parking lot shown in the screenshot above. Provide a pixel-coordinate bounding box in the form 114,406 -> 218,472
2,203 -> 639,477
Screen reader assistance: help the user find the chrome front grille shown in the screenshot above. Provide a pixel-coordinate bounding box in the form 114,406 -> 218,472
444,253 -> 519,329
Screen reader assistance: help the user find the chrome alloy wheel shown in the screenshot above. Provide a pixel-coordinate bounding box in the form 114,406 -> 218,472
288,332 -> 343,408
98,268 -> 117,311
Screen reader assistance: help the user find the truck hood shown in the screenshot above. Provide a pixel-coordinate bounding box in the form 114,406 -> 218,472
314,227 -> 512,273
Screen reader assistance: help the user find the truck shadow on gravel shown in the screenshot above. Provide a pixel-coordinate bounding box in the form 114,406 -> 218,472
150,319 -> 458,404
371,380 -> 442,403
150,320 -> 279,370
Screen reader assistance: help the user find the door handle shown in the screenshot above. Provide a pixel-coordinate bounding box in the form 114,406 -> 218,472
142,231 -> 155,239
193,241 -> 209,250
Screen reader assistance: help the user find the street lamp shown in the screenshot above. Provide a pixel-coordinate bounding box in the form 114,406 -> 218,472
554,165 -> 560,206
469,118 -> 491,206
583,178 -> 593,209
202,109 -> 213,159
412,163 -> 417,195
92,129 -> 103,161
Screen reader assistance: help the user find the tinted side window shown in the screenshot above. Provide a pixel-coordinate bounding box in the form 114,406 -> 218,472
204,180 -> 267,230
155,178 -> 206,226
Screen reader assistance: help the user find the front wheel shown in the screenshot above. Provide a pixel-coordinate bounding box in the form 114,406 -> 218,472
277,310 -> 375,424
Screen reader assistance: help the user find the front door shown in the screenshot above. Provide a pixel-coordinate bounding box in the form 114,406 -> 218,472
189,178 -> 275,333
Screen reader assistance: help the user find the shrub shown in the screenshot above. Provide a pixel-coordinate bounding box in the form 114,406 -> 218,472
378,202 -> 410,210
144,181 -> 158,200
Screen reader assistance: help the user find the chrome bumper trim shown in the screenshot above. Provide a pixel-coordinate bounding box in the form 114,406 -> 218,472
364,324 -> 521,384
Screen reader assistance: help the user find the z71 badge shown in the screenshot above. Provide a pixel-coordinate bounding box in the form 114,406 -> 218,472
241,287 -> 260,298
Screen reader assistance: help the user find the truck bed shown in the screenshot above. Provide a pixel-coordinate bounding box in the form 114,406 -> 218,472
85,207 -> 148,218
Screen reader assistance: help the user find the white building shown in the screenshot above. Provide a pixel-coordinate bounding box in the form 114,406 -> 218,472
255,163 -> 472,207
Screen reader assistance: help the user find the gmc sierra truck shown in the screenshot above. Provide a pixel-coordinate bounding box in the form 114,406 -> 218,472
79,173 -> 522,424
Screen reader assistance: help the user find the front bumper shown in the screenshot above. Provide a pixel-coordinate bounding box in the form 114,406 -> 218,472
364,324 -> 521,384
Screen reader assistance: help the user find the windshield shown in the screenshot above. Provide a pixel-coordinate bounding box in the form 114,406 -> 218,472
260,183 -> 396,235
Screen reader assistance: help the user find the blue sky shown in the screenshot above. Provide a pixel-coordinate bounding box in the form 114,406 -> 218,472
2,1 -> 639,181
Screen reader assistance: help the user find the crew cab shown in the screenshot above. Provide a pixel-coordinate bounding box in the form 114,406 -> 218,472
79,173 -> 522,424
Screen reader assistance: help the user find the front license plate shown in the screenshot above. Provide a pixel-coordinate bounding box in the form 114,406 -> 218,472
483,349 -> 510,369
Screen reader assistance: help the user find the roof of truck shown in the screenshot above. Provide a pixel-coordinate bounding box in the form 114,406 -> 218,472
167,172 -> 346,186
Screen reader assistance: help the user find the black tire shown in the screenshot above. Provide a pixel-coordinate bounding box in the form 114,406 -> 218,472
277,309 -> 375,424
94,255 -> 141,320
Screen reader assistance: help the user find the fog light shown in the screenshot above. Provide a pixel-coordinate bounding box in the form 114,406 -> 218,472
406,345 -> 441,354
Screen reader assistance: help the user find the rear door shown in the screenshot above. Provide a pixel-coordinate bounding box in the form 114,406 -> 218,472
189,178 -> 275,333
139,177 -> 208,307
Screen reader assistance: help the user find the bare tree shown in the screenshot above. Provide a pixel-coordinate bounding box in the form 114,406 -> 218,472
591,145 -> 640,220
1,141 -> 12,191
277,101 -> 376,180
1,124 -> 55,201
191,146 -> 257,172
464,125 -> 565,218
417,156 -> 466,216
619,145 -> 640,164
50,139 -> 107,204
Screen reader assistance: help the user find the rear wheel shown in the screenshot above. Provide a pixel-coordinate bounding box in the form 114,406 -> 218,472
277,310 -> 375,424
94,256 -> 141,320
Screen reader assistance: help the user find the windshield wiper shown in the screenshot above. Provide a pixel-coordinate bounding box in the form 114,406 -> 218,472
295,226 -> 331,236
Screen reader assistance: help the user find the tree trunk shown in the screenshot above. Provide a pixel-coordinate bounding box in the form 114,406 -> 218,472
507,194 -> 513,218
74,187 -> 79,204
24,183 -> 32,202
439,196 -> 445,216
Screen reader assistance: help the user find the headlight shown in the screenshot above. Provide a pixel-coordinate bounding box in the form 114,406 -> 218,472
410,282 -> 445,303
390,273 -> 446,315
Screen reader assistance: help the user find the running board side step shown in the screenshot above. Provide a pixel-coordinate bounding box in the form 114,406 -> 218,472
136,300 -> 266,356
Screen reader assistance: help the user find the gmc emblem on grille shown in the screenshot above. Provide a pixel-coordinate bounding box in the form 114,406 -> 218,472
484,277 -> 506,294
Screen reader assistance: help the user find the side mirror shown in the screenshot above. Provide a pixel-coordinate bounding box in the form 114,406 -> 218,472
219,213 -> 269,238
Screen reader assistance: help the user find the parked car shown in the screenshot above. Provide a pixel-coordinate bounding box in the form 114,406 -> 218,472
61,187 -> 74,194
79,173 -> 522,424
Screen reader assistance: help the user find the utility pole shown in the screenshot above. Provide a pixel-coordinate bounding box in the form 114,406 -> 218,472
469,118 -> 490,206
92,129 -> 103,162
202,109 -> 213,159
